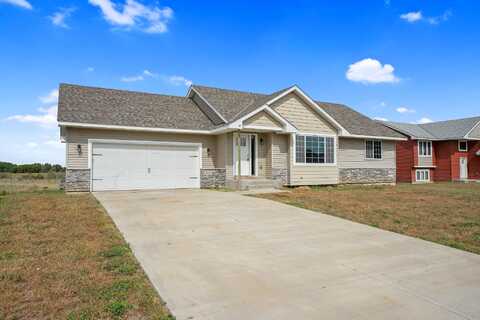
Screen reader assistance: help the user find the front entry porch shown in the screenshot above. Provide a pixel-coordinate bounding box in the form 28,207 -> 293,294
227,131 -> 287,190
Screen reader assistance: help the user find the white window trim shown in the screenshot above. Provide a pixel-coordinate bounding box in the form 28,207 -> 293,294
365,139 -> 383,160
418,140 -> 432,157
293,133 -> 337,167
458,140 -> 468,152
415,169 -> 430,183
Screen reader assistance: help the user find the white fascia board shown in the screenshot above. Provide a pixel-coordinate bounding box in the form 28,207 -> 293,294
242,125 -> 284,132
58,121 -> 215,135
189,87 -> 228,123
265,86 -> 349,135
340,133 -> 408,141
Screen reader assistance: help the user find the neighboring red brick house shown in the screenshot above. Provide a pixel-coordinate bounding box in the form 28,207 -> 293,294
384,117 -> 480,183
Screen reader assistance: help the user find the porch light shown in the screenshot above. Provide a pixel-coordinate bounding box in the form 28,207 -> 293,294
260,138 -> 264,145
77,144 -> 82,155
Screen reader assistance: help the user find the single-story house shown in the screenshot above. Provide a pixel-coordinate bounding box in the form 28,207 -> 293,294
383,118 -> 480,183
57,83 -> 405,191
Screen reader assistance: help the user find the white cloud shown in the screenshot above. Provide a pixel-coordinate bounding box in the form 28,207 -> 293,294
86,67 -> 95,72
165,75 -> 192,87
401,10 -> 451,25
373,117 -> 389,121
0,0 -> 32,10
417,117 -> 433,124
26,142 -> 38,148
89,0 -> 173,34
380,102 -> 387,107
121,75 -> 144,82
427,10 -> 452,25
39,89 -> 59,104
50,7 -> 76,28
7,105 -> 57,127
400,11 -> 423,23
120,69 -> 157,82
346,58 -> 399,84
396,107 -> 415,113
143,69 -> 157,77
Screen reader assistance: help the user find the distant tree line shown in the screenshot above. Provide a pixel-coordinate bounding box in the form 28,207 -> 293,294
0,162 -> 65,173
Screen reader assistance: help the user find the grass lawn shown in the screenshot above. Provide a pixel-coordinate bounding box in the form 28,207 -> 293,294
0,189 -> 173,319
255,183 -> 480,255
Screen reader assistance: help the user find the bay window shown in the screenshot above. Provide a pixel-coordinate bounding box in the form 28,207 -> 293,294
295,134 -> 335,164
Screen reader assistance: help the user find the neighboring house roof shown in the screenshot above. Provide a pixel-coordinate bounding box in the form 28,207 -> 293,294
319,102 -> 405,139
57,83 -> 403,139
383,122 -> 437,140
58,83 -> 218,130
384,116 -> 480,140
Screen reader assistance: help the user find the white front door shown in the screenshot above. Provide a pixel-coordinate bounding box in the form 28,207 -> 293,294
234,134 -> 255,176
460,157 -> 468,179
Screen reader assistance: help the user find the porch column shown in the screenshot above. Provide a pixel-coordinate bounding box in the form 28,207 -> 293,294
236,132 -> 242,180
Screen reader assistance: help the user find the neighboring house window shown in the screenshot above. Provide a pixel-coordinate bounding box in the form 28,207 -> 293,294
365,140 -> 382,159
295,134 -> 335,164
458,140 -> 468,152
415,169 -> 430,182
418,140 -> 432,156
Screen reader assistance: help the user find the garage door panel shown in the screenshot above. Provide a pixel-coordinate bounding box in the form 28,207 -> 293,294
92,142 -> 200,191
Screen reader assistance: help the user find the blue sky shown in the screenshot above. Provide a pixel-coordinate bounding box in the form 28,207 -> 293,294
1,0 -> 479,164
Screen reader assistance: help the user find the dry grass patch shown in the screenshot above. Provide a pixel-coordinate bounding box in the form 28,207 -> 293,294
0,173 -> 62,194
0,191 -> 173,320
255,183 -> 480,254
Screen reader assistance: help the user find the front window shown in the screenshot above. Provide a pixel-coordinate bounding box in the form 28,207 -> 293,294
416,169 -> 430,182
418,140 -> 432,156
295,134 -> 335,164
458,140 -> 468,152
365,140 -> 382,159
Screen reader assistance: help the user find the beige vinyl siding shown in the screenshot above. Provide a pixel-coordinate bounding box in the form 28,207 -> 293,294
257,133 -> 268,177
338,138 -> 396,169
265,134 -> 273,178
467,121 -> 480,139
272,134 -> 289,171
65,127 -> 217,170
418,155 -> 434,167
271,93 -> 336,134
243,111 -> 282,129
216,134 -> 227,169
289,134 -> 338,185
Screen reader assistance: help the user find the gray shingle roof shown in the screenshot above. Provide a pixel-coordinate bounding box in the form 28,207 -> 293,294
58,83 -> 406,139
58,83 -> 217,130
193,85 -> 402,138
383,122 -> 437,139
385,117 -> 480,140
317,102 -> 405,138
191,85 -> 292,122
420,117 -> 480,139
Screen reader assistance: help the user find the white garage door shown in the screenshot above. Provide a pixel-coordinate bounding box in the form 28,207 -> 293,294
91,142 -> 201,191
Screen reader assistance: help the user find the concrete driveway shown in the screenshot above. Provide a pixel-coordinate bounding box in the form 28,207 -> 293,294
95,189 -> 480,320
